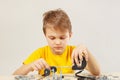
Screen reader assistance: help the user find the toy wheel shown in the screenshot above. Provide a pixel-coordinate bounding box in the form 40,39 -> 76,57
51,66 -> 57,72
44,68 -> 50,76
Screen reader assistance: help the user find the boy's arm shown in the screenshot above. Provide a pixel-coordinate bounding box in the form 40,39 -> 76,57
85,50 -> 101,76
13,58 -> 50,75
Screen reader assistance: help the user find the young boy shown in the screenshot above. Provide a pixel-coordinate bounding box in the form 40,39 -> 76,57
13,9 -> 100,76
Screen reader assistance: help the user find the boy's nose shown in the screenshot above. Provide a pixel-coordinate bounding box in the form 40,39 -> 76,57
55,39 -> 61,44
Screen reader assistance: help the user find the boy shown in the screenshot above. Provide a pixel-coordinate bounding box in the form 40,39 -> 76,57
13,9 -> 100,76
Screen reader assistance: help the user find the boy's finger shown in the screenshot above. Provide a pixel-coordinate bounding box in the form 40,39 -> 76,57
42,60 -> 50,69
35,63 -> 42,70
31,63 -> 38,71
83,50 -> 88,61
79,52 -> 83,61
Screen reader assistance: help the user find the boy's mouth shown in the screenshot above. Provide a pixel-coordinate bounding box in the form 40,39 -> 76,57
54,47 -> 63,50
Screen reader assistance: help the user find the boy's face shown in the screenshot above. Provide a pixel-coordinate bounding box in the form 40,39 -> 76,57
45,27 -> 72,55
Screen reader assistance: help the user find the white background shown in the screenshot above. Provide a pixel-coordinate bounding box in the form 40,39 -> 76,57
0,0 -> 120,75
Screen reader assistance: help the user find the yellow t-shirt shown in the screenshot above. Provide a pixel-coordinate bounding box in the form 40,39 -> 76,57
23,45 -> 75,75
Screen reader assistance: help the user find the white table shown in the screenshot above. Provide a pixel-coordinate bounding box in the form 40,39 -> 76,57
1,72 -> 120,80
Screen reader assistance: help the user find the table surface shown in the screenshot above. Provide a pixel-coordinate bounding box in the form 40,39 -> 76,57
1,72 -> 120,80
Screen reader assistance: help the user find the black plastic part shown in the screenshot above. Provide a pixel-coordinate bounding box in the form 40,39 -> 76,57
42,68 -> 50,76
62,75 -> 64,78
51,66 -> 57,72
72,56 -> 87,70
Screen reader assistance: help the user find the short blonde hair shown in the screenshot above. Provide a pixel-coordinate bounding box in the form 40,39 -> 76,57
43,9 -> 72,34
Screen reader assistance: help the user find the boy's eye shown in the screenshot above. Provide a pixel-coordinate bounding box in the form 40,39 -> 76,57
60,37 -> 66,39
49,37 -> 55,40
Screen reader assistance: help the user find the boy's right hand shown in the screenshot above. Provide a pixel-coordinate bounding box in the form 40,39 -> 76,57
30,58 -> 50,71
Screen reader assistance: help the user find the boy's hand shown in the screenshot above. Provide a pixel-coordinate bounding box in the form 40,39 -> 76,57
30,58 -> 50,71
71,45 -> 88,67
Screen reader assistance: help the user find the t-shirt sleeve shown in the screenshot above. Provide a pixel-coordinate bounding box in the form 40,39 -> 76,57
23,48 -> 43,65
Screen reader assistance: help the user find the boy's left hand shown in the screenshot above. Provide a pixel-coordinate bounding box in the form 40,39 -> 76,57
71,44 -> 88,67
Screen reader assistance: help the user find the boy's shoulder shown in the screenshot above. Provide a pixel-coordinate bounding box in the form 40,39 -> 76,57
36,45 -> 49,50
32,46 -> 50,54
